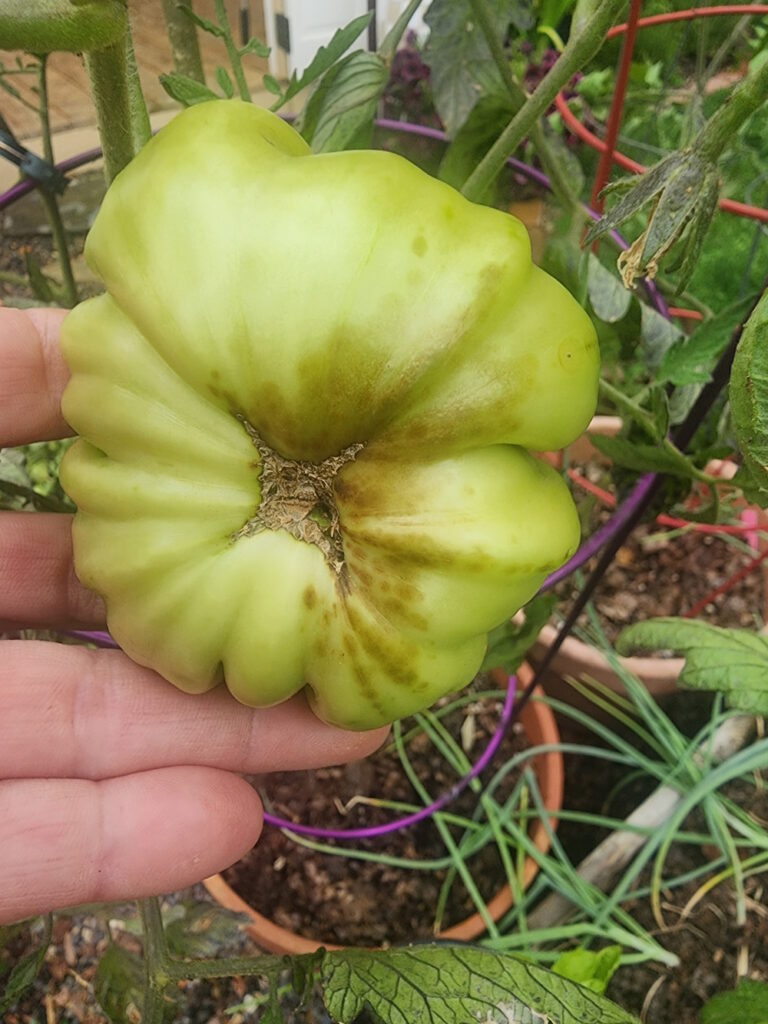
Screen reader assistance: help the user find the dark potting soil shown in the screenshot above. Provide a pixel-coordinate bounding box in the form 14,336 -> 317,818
556,496 -> 765,646
222,680 -> 533,947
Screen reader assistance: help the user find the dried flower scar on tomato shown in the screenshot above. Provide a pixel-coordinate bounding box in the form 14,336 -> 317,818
60,99 -> 599,729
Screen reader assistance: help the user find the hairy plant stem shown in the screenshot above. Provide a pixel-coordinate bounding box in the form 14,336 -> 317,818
161,0 -> 205,82
84,36 -> 148,182
138,894 -> 288,1018
468,0 -> 582,213
214,0 -> 251,101
462,0 -> 626,204
35,56 -> 78,306
697,53 -> 768,163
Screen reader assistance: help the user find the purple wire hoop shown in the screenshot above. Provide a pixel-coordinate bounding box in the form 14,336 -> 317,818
9,117 -> 662,841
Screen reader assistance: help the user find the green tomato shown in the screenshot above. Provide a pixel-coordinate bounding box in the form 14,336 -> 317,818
60,100 -> 599,730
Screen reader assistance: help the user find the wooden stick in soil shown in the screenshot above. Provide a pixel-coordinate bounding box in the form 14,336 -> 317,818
527,715 -> 755,929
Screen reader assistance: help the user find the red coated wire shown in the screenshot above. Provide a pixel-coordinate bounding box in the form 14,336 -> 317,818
683,546 -> 768,618
607,6 -> 768,39
666,306 -> 705,320
590,0 -> 644,213
567,467 -> 762,535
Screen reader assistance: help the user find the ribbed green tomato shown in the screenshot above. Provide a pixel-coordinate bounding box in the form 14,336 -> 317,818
60,100 -> 599,730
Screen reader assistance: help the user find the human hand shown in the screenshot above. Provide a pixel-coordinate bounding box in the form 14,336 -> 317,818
0,307 -> 386,925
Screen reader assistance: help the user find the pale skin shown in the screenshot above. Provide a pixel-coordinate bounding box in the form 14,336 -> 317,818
0,307 -> 387,926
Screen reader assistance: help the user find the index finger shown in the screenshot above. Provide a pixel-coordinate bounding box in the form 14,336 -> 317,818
0,307 -> 71,445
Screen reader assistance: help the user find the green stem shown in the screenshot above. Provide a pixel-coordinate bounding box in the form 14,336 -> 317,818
214,0 -> 250,101
462,0 -> 626,203
467,0 -> 581,211
35,56 -> 78,307
139,897 -> 173,1023
84,41 -> 140,182
161,0 -> 205,82
123,27 -> 152,151
697,54 -> 768,163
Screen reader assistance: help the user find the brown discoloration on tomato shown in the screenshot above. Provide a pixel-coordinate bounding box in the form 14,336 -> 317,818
302,585 -> 317,609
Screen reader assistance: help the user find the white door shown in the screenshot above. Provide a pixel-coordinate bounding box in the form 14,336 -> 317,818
264,0 -> 369,78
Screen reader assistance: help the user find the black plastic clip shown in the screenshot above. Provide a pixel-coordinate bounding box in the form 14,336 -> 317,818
0,121 -> 68,194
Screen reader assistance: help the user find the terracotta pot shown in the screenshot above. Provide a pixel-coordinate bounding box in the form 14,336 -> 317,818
204,663 -> 563,954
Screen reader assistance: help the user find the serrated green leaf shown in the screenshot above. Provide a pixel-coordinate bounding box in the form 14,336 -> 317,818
423,0 -> 518,136
732,464 -> 768,509
0,917 -> 52,1014
274,12 -> 372,110
319,946 -> 640,1024
701,979 -> 768,1024
215,65 -> 234,98
262,73 -> 283,97
159,72 -> 218,107
23,253 -> 57,304
584,154 -> 677,244
239,36 -> 270,58
617,618 -> 768,712
587,255 -> 633,323
730,290 -> 768,497
483,594 -> 557,675
183,9 -> 225,38
589,434 -> 696,478
94,945 -> 146,1023
163,901 -> 247,959
659,294 -> 755,386
640,154 -> 706,266
302,51 -> 387,153
552,946 -> 622,996
639,301 -> 684,369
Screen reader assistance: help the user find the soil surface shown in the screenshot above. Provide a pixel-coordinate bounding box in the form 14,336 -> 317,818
555,457 -> 766,645
224,678 -> 531,946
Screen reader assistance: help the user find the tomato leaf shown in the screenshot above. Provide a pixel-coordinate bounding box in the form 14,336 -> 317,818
701,979 -> 768,1024
159,72 -> 218,106
215,66 -> 234,99
483,594 -> 556,674
423,0 -> 530,136
589,434 -> 697,479
300,51 -> 387,153
730,290 -> 768,499
659,294 -> 756,386
552,946 -> 622,996
438,93 -> 514,196
639,301 -> 684,369
318,946 -> 640,1023
0,917 -> 52,1014
587,255 -> 633,324
273,12 -> 372,111
617,618 -> 768,713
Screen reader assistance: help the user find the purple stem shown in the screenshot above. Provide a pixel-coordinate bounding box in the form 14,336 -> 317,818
262,675 -> 517,839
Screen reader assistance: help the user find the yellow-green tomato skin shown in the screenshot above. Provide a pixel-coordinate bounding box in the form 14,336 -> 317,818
60,99 -> 599,730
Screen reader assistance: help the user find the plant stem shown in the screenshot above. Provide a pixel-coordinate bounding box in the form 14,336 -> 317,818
467,0 -> 581,212
35,56 -> 78,307
139,898 -> 173,1023
214,0 -> 250,101
462,0 -> 626,203
698,54 -> 768,163
84,41 -> 141,182
161,0 -> 205,82
123,27 -> 152,151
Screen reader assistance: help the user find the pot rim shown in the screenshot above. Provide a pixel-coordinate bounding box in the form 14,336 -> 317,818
204,663 -> 563,954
